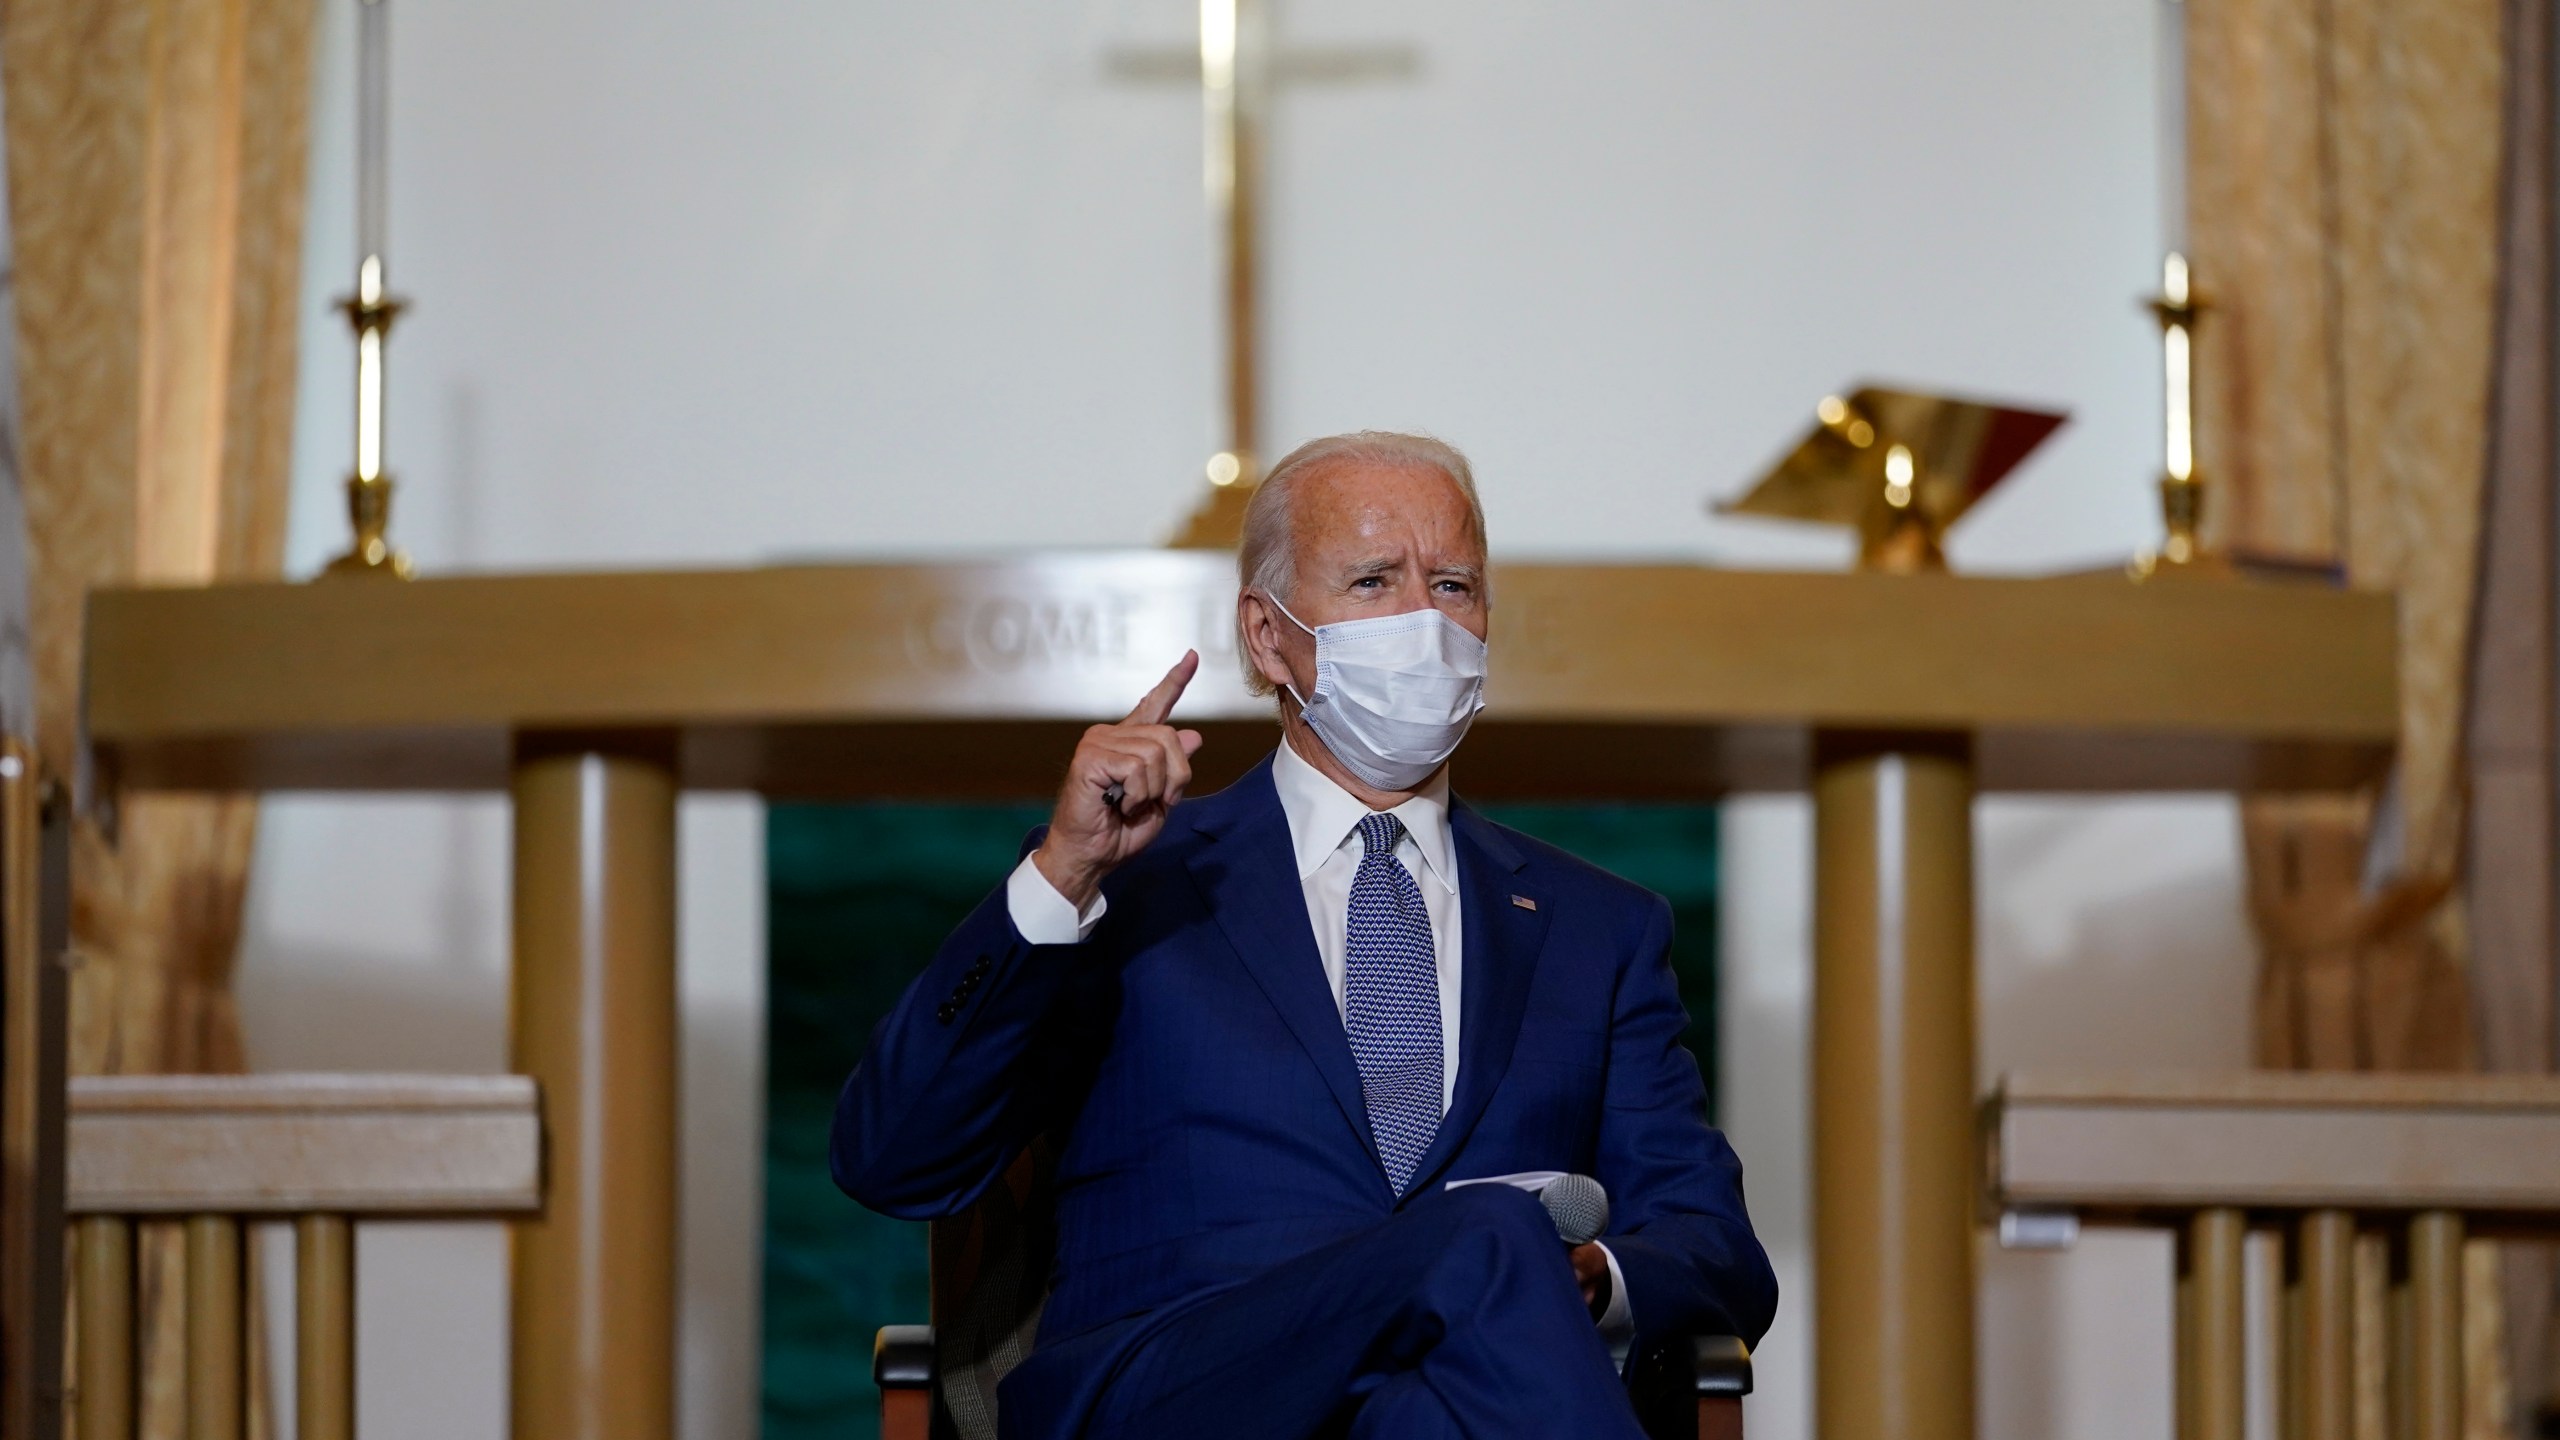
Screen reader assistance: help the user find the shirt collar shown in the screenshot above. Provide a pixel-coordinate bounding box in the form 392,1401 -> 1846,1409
1271,738 -> 1458,894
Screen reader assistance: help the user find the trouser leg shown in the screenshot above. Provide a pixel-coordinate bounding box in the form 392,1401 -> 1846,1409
1346,1373 -> 1458,1439
1086,1184 -> 1642,1440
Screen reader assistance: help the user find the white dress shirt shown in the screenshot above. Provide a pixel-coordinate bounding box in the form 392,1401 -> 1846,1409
1005,741 -> 1633,1342
1271,735 -> 1466,1110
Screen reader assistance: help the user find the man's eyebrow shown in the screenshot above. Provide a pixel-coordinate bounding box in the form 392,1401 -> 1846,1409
1337,555 -> 1399,579
1431,562 -> 1484,582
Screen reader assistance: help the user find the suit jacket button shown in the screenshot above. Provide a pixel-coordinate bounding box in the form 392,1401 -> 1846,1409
935,1002 -> 958,1025
969,956 -> 993,977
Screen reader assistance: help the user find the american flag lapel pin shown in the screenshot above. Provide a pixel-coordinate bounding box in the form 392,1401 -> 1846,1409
1511,894 -> 1537,911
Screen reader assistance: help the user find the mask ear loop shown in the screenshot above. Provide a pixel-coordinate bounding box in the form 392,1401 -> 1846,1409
1261,590 -> 1317,638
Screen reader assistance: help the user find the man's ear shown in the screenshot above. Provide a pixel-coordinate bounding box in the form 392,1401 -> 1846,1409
1236,590 -> 1298,692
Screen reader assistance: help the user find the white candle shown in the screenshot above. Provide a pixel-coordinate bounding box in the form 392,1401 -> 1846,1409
356,256 -> 384,483
2163,254 -> 2193,483
357,0 -> 390,267
2159,0 -> 2187,253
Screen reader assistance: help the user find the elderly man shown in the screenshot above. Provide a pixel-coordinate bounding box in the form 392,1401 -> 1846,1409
833,432 -> 1775,1439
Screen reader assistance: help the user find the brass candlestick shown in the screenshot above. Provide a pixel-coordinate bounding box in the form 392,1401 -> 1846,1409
322,257 -> 412,579
322,0 -> 411,579
2130,253 -> 2226,580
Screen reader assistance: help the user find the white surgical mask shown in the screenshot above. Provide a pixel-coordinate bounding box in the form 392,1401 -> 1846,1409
1264,594 -> 1488,791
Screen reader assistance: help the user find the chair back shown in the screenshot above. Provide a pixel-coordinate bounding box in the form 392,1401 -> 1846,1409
927,1142 -> 1056,1440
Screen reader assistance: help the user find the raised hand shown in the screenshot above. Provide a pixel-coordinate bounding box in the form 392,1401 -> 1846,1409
1032,651 -> 1206,910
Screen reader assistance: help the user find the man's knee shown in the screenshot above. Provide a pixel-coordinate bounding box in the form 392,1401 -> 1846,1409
1348,1372 -> 1458,1439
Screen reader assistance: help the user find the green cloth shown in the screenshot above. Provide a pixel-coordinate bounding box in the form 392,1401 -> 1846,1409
762,801 -> 1718,1440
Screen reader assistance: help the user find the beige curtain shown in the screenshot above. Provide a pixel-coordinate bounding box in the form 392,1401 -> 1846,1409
2191,0 -> 2514,1431
2193,0 -> 2503,1074
2,0 -> 315,1430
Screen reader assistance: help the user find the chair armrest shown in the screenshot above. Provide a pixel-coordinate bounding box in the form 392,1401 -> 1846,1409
1692,1333 -> 1752,1398
1627,1331 -> 1753,1439
874,1324 -> 937,1390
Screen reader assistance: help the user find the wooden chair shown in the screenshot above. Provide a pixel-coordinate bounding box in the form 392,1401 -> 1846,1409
874,1148 -> 1752,1440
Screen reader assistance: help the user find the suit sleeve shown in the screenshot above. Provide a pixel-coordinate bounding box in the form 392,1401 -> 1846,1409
829,827 -> 1108,1219
1593,894 -> 1780,1346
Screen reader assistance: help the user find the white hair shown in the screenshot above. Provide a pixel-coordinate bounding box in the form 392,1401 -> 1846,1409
1234,430 -> 1487,696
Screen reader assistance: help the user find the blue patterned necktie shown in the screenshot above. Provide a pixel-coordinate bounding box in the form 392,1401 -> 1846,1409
1343,811 -> 1443,1195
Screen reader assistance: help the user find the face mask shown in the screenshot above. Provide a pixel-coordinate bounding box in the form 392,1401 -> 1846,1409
1264,594 -> 1489,791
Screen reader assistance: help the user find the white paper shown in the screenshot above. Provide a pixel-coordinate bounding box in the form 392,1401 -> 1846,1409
1444,1170 -> 1566,1194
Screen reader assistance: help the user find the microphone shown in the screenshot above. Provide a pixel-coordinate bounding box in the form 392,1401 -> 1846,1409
1539,1173 -> 1610,1246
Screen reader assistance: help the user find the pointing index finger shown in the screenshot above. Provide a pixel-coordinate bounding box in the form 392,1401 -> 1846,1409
1126,649 -> 1200,726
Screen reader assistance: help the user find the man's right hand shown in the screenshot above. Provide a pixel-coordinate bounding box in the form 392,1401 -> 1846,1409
1033,651 -> 1205,912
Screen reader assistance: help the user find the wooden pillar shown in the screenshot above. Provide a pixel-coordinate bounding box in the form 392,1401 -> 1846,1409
510,738 -> 679,1440
2177,1207 -> 2247,1440
185,1215 -> 242,1440
2285,1209 -> 2355,1440
1810,733 -> 1976,1440
296,1214 -> 355,1440
76,1216 -> 134,1440
2392,1212 -> 2463,1440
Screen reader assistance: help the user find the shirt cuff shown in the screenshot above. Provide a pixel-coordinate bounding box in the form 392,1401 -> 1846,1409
1006,852 -> 1107,945
1595,1241 -> 1634,1349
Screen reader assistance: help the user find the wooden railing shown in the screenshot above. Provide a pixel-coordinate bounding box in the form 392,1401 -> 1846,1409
1983,1072 -> 2560,1440
65,1074 -> 542,1440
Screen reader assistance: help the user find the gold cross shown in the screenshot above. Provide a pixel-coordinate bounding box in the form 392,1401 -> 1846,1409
1108,1 -> 1419,545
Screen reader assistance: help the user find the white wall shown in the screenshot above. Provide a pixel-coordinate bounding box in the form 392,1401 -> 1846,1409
241,1 -> 2244,1437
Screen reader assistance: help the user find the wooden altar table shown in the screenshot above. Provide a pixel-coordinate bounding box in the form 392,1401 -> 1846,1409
82,554 -> 2395,1440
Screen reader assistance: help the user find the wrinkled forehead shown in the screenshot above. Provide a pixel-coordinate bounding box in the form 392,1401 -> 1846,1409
1288,460 -> 1485,560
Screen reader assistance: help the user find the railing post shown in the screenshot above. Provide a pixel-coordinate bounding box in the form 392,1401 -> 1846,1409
298,1214 -> 357,1440
75,1216 -> 134,1440
2284,1209 -> 2355,1440
2391,1211 -> 2462,1440
2176,1207 -> 2246,1440
185,1215 -> 243,1440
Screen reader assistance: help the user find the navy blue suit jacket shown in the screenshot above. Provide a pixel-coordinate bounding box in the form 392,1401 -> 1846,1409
832,755 -> 1775,1436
